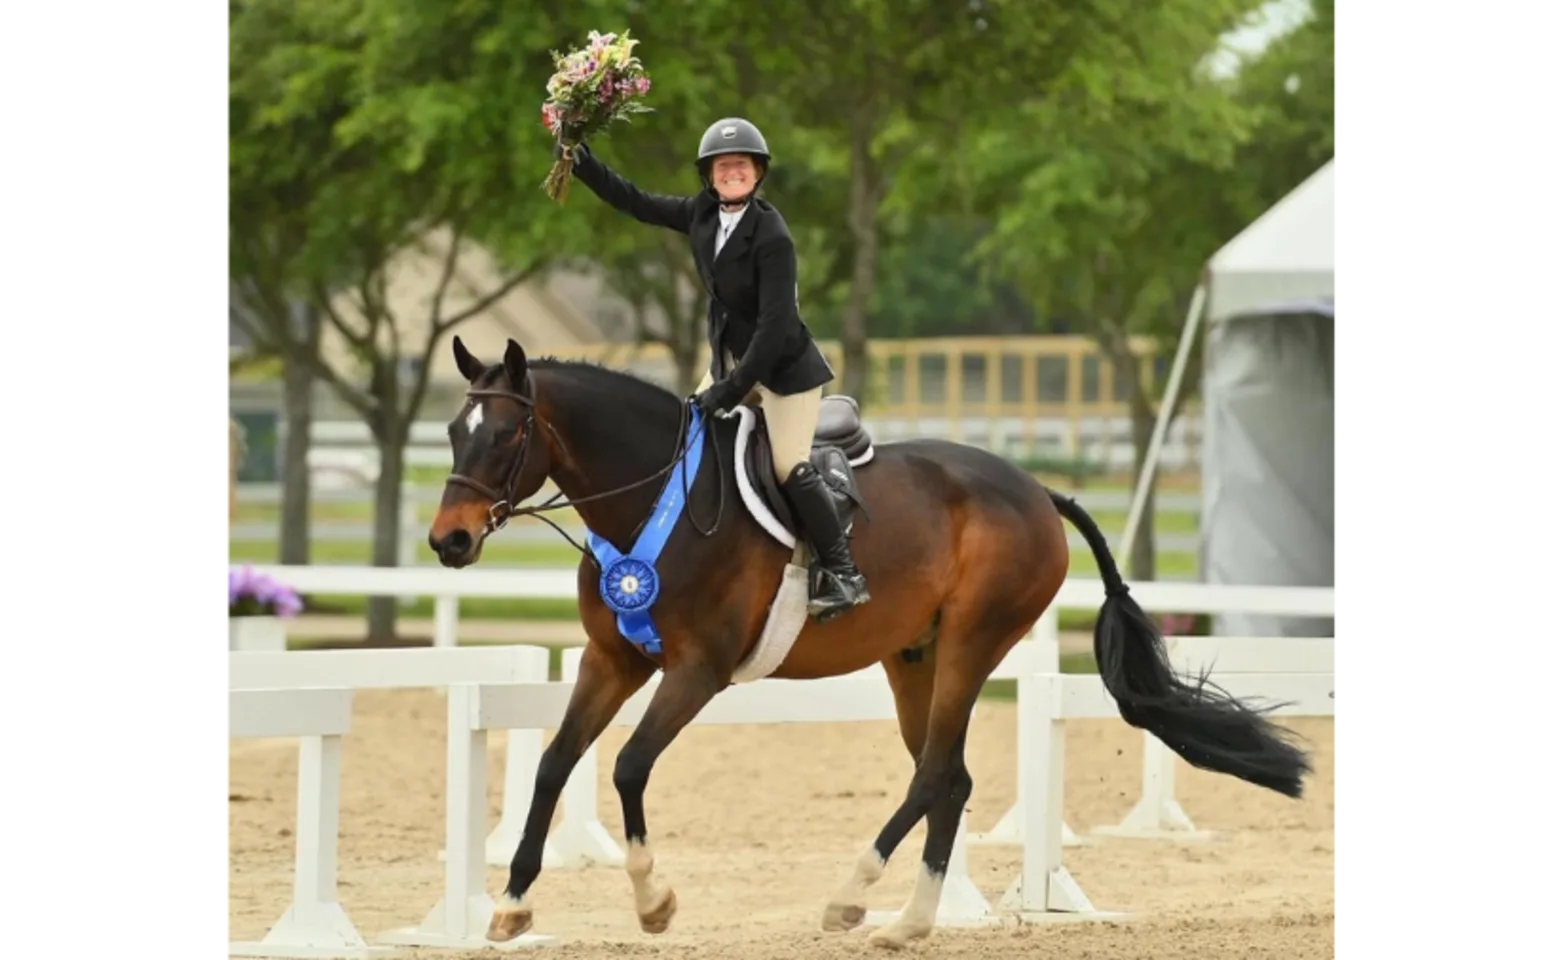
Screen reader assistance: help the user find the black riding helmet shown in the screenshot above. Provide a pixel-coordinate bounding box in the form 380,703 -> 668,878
695,117 -> 770,202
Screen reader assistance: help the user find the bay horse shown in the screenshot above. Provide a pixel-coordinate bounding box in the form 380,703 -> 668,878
428,337 -> 1311,949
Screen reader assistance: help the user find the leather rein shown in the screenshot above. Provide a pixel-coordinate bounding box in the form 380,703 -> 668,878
441,379 -> 727,566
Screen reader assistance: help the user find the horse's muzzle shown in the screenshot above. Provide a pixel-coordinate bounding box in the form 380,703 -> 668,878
430,528 -> 478,568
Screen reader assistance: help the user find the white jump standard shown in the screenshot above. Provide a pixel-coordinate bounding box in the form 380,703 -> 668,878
229,687 -> 395,960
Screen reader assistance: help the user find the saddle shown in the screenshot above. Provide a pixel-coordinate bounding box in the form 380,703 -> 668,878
739,395 -> 874,543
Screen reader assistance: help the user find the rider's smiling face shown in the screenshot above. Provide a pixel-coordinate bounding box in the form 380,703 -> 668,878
711,154 -> 758,202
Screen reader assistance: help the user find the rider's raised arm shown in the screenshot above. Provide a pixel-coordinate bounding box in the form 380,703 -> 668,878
726,234 -> 799,396
565,143 -> 696,235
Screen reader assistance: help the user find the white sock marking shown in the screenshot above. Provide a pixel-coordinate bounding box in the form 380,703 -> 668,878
830,845 -> 886,909
626,838 -> 668,916
898,862 -> 943,929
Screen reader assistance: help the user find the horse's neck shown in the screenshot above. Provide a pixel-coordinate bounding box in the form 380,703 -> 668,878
537,368 -> 684,550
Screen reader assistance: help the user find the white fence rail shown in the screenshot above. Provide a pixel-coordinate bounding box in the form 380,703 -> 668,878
245,562 -> 1331,651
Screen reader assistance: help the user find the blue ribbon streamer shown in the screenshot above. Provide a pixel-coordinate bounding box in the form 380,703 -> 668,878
584,407 -> 708,655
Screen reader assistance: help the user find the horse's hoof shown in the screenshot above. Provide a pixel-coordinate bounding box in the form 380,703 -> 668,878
867,922 -> 932,950
486,894 -> 533,942
820,901 -> 866,932
637,886 -> 677,934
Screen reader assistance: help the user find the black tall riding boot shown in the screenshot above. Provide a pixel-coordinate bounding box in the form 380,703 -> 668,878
782,462 -> 871,622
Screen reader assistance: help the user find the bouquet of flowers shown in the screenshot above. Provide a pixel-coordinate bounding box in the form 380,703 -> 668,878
540,29 -> 654,202
229,565 -> 303,618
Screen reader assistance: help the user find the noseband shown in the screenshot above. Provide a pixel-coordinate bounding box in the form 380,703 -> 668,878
441,379 -> 727,565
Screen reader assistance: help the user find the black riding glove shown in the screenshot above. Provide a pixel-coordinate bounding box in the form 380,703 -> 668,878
692,379 -> 747,418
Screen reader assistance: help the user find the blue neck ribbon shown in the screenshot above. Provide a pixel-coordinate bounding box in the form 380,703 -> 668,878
584,407 -> 709,655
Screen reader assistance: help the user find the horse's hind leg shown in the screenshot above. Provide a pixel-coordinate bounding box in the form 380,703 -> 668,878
866,719 -> 976,950
487,639 -> 655,942
821,651 -> 936,932
611,660 -> 725,934
862,611 -> 1029,948
861,645 -> 988,951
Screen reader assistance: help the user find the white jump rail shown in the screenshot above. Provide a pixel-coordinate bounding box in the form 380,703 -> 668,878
230,687 -> 395,959
1091,634 -> 1337,840
969,581 -> 1335,850
1000,637 -> 1335,922
387,669 -> 1001,950
229,644 -> 553,691
229,644 -> 567,870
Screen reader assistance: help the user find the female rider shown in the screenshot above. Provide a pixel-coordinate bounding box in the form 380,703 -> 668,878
557,117 -> 870,623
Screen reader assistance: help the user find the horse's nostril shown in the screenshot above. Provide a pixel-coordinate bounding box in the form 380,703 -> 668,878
430,529 -> 474,561
444,530 -> 473,556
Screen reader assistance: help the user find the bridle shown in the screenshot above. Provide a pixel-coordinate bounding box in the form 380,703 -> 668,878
441,377 -> 727,567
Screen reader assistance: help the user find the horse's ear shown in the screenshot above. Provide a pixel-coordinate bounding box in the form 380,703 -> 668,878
452,336 -> 486,383
503,338 -> 529,388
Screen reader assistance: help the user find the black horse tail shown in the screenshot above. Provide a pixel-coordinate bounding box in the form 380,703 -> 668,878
1048,489 -> 1312,799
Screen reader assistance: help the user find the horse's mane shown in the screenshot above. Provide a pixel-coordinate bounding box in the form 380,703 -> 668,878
478,355 -> 683,409
531,356 -> 682,403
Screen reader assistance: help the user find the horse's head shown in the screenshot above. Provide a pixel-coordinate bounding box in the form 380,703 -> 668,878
428,336 -> 552,567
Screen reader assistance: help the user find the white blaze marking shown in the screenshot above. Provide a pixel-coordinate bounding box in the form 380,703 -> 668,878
465,404 -> 483,432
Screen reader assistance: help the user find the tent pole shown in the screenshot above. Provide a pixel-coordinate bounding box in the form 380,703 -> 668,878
1117,282 -> 1207,564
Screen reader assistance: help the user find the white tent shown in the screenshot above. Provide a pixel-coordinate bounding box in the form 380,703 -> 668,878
1121,159 -> 1334,636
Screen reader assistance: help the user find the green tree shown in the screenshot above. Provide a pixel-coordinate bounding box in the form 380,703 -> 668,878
228,0 -> 350,569
1221,0 -> 1334,217
713,0 -> 1255,403
229,0 -> 606,638
939,0 -> 1269,577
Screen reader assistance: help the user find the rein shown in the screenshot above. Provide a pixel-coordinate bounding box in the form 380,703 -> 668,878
442,378 -> 728,569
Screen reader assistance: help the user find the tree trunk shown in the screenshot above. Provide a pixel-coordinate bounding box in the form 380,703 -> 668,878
366,431 -> 406,642
277,303 -> 319,565
840,119 -> 880,402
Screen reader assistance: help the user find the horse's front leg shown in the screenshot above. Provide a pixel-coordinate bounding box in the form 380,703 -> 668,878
486,640 -> 656,942
611,660 -> 725,934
